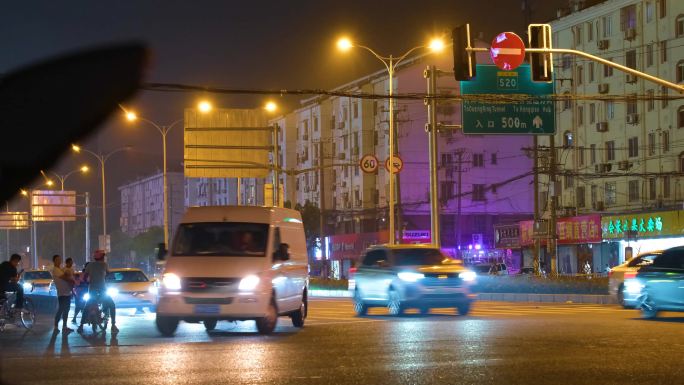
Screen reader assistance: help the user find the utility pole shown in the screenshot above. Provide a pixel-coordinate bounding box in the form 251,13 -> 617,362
319,140 -> 326,259
455,149 -> 466,251
549,135 -> 558,276
533,136 -> 540,275
85,192 -> 90,262
425,65 -> 441,247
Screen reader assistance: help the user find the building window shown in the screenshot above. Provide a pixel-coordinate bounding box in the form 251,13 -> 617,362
605,182 -> 617,205
658,0 -> 666,18
663,175 -> 671,198
562,55 -> 572,70
648,133 -> 656,155
677,60 -> 684,83
590,144 -> 596,165
578,146 -> 585,166
589,103 -> 596,124
605,101 -> 615,119
564,174 -> 574,189
661,86 -> 669,108
660,41 -> 667,63
606,141 -> 616,161
440,181 -> 454,202
576,186 -> 585,208
353,102 -> 359,119
628,137 -> 639,158
621,5 -> 637,30
591,185 -> 597,205
314,117 -> 318,132
649,178 -> 657,200
602,15 -> 612,37
441,153 -> 453,167
663,130 -> 670,152
573,25 -> 582,45
603,60 -> 614,77
677,15 -> 684,37
491,153 -> 497,165
472,184 -> 486,201
646,2 -> 655,23
680,152 -> 684,172
679,106 -> 684,128
626,50 -> 637,70
472,153 -> 484,167
577,105 -> 584,126
576,66 -> 583,85
647,89 -> 655,111
563,131 -> 573,148
647,44 -> 654,67
627,96 -> 637,115
563,92 -> 572,110
588,62 -> 595,83
586,22 -> 593,41
628,180 -> 640,202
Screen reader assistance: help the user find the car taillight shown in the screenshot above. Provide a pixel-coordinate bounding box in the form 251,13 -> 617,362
624,271 -> 637,280
349,267 -> 357,278
608,270 -> 612,278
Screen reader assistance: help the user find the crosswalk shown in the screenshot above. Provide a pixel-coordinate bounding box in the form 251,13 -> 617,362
306,299 -> 624,324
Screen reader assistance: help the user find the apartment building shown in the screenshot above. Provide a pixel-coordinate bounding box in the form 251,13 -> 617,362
184,178 -> 265,207
119,171 -> 184,237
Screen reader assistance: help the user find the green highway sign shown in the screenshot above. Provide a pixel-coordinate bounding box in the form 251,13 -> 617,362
461,64 -> 555,135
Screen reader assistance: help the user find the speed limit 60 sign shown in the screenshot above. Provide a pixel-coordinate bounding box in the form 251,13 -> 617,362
359,154 -> 379,173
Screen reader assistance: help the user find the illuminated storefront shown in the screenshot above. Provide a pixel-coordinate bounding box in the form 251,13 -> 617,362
601,210 -> 684,265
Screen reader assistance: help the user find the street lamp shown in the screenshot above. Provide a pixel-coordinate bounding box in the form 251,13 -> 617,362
122,101 -> 211,247
72,144 -> 131,252
337,36 -> 445,244
40,166 -> 89,258
265,101 -> 278,113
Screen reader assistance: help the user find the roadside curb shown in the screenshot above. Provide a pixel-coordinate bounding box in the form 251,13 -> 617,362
309,290 -> 617,304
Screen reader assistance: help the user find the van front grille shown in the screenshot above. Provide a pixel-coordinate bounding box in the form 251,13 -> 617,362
181,277 -> 239,292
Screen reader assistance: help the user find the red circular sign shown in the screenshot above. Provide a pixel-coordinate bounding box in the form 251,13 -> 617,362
490,32 -> 526,71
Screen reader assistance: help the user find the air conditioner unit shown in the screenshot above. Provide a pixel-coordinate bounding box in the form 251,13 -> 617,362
338,152 -> 346,160
618,160 -> 631,170
596,122 -> 608,132
597,40 -> 609,50
626,113 -> 639,124
626,73 -> 637,83
595,163 -> 612,173
624,28 -> 637,40
598,83 -> 609,94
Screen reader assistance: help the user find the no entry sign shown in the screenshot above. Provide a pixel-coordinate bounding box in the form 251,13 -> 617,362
490,32 -> 526,71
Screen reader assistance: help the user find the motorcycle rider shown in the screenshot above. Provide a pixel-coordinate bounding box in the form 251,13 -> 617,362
0,254 -> 24,313
77,250 -> 117,333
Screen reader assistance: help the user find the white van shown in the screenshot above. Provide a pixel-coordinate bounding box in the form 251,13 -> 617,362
155,206 -> 309,336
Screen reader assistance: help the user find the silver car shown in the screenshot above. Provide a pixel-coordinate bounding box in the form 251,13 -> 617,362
609,251 -> 661,308
352,245 -> 476,316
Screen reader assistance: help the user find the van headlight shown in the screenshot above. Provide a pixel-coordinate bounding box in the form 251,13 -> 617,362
238,275 -> 260,291
162,273 -> 182,291
106,287 -> 119,297
398,272 -> 424,282
459,271 -> 477,282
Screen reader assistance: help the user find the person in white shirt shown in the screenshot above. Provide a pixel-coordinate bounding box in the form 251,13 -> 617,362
51,255 -> 74,333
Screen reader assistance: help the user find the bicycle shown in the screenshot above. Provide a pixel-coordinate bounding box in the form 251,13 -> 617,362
0,292 -> 36,331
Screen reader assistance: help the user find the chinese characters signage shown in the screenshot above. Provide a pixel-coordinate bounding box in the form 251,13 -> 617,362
520,215 -> 601,246
494,224 -> 521,249
601,210 -> 683,239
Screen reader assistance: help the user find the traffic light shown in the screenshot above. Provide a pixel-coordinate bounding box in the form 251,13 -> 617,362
528,24 -> 553,82
452,24 -> 476,81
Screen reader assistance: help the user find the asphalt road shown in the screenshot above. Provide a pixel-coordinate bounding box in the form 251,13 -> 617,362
1,299 -> 683,385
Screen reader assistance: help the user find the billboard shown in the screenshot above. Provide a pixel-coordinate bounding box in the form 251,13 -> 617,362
31,190 -> 77,222
184,108 -> 273,178
0,212 -> 30,229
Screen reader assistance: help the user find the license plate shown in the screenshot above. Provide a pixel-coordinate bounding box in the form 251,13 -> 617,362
194,304 -> 220,314
438,275 -> 448,279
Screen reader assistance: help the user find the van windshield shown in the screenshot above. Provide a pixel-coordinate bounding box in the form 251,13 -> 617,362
172,222 -> 269,257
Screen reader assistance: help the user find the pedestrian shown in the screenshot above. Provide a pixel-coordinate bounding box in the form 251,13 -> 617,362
583,260 -> 592,275
71,262 -> 89,324
50,254 -> 74,333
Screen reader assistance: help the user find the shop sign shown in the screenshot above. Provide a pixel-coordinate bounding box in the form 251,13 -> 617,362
601,210 -> 682,239
327,231 -> 389,261
519,214 -> 601,246
494,224 -> 520,249
402,230 -> 431,244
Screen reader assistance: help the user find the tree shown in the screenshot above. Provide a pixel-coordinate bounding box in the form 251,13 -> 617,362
294,200 -> 321,256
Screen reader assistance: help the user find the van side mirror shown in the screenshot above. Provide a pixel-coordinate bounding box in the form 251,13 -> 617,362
156,243 -> 167,261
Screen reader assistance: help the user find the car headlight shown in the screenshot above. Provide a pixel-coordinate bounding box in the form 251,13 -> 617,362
624,279 -> 644,294
238,275 -> 260,291
148,285 -> 159,295
106,287 -> 119,297
22,282 -> 33,290
162,273 -> 182,291
398,272 -> 425,282
459,271 -> 477,282
83,293 -> 91,302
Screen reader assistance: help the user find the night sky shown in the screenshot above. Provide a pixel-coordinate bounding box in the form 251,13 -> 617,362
1,0 -> 567,230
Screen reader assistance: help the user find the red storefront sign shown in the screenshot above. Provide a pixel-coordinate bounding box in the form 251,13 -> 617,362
520,215 -> 601,246
327,231 -> 389,261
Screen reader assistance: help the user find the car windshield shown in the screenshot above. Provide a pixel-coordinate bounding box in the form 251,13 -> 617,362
473,265 -> 493,273
172,222 -> 269,257
23,271 -> 52,280
106,271 -> 148,283
392,248 -> 452,266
